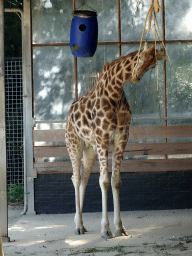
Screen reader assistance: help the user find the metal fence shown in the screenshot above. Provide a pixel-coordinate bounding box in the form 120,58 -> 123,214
5,57 -> 24,186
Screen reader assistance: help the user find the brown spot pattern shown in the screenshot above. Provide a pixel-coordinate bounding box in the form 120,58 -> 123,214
97,110 -> 104,118
75,111 -> 80,120
96,118 -> 101,126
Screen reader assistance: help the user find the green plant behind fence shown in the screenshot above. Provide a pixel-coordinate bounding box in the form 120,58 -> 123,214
7,183 -> 24,203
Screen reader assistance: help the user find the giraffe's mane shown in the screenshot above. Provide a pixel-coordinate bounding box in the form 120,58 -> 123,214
89,50 -> 139,91
71,50 -> 140,106
100,50 -> 139,75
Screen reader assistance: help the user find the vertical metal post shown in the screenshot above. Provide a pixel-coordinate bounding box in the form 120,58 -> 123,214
74,57 -> 78,100
0,0 -> 9,242
23,0 -> 36,215
162,0 -> 168,161
118,0 -> 121,57
162,0 -> 167,128
73,0 -> 78,100
73,0 -> 76,10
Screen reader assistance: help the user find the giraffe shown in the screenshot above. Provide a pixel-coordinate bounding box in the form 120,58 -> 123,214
65,44 -> 164,238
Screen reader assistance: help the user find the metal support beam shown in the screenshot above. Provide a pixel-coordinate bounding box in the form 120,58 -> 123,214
0,0 -> 10,242
5,0 -> 36,215
22,0 -> 36,215
118,0 -> 122,57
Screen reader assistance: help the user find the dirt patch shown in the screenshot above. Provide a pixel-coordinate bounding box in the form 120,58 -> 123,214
66,237 -> 192,256
8,203 -> 24,210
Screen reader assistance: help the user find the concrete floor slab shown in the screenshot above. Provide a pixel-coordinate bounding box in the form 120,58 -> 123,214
2,208 -> 192,255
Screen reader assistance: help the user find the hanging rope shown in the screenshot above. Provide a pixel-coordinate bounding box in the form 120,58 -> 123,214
136,0 -> 162,57
134,0 -> 171,73
147,0 -> 162,33
130,0 -> 170,128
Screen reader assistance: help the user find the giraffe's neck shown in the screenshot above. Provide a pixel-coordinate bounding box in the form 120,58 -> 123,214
95,51 -> 138,102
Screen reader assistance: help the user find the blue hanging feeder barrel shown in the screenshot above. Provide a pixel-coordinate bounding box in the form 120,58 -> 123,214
70,10 -> 98,57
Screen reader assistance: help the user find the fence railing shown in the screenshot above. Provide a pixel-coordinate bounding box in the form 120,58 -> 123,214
33,124 -> 192,174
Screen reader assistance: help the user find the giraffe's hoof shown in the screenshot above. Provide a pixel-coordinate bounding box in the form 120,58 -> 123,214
82,226 -> 88,233
114,227 -> 128,237
75,226 -> 87,235
101,230 -> 113,239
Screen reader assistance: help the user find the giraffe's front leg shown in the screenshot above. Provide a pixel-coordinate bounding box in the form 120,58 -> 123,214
111,133 -> 129,237
111,172 -> 128,237
99,173 -> 112,238
97,144 -> 113,239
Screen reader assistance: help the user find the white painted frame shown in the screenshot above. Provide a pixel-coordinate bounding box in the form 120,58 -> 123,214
22,0 -> 36,216
5,1 -> 36,216
0,0 -> 9,242
1,0 -> 35,242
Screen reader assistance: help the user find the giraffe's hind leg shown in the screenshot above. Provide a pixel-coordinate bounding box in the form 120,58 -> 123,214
80,145 -> 97,213
112,97 -> 131,237
111,136 -> 129,237
65,121 -> 84,234
73,145 -> 97,234
79,145 -> 97,233
70,146 -> 84,235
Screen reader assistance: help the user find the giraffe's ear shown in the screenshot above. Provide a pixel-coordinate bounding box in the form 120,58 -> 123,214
144,41 -> 148,51
156,48 -> 165,61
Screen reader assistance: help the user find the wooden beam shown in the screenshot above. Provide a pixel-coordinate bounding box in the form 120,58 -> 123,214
124,142 -> 192,156
34,129 -> 66,143
34,145 -> 68,158
35,158 -> 192,174
33,125 -> 192,142
33,125 -> 192,174
129,125 -> 192,140
34,142 -> 192,158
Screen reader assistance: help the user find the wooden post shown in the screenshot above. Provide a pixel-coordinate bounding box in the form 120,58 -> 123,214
0,229 -> 4,255
0,0 -> 9,242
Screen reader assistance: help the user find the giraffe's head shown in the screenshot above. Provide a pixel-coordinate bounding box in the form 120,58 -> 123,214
131,44 -> 164,84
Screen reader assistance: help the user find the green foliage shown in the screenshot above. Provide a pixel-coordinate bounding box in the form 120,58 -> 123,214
7,183 -> 24,203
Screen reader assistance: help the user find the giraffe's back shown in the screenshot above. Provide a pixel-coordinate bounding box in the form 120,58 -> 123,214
66,89 -> 131,149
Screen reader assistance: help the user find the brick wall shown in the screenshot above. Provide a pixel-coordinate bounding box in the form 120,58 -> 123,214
34,171 -> 192,214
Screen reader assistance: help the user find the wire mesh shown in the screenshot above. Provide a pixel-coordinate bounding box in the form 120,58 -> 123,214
5,58 -> 24,186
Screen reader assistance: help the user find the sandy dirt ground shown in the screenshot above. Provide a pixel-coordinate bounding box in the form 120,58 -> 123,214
2,207 -> 192,256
